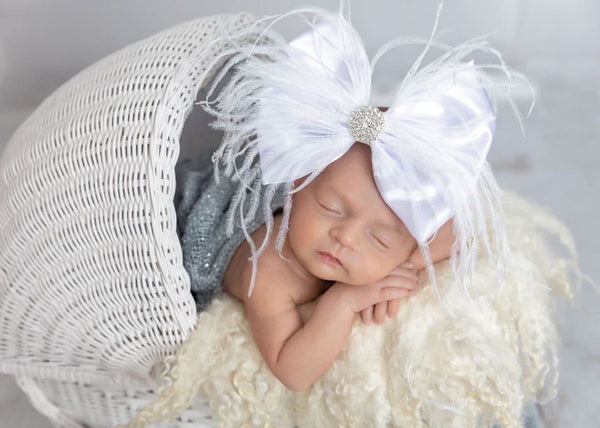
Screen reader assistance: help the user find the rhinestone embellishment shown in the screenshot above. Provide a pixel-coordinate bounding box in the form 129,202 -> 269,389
348,105 -> 385,145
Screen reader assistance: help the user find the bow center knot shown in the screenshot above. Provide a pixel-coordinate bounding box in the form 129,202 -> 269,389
348,105 -> 385,145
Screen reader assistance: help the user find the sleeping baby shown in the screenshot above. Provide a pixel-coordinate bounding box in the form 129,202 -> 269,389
220,141 -> 455,391
175,137 -> 455,391
170,4 -> 510,393
122,3 -> 542,426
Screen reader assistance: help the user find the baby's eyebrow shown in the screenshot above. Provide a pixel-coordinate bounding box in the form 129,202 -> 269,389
318,185 -> 348,204
320,185 -> 406,233
374,213 -> 413,236
375,223 -> 405,238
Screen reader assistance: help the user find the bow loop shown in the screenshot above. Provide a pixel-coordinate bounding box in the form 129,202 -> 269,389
374,63 -> 496,241
256,14 -> 373,185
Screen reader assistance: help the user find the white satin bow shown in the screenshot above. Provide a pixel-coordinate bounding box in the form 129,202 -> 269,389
255,14 -> 496,243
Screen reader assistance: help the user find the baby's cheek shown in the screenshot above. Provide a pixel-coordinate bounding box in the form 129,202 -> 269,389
370,253 -> 406,282
352,257 -> 387,284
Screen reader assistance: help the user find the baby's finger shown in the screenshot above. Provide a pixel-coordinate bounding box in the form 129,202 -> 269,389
373,301 -> 387,325
382,275 -> 418,291
387,298 -> 402,318
361,307 -> 373,325
389,266 -> 418,281
378,285 -> 412,301
357,283 -> 412,312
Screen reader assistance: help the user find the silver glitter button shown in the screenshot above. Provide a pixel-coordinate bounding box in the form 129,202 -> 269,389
348,105 -> 385,145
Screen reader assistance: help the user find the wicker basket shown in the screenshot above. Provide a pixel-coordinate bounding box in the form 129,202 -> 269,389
0,12 -> 257,427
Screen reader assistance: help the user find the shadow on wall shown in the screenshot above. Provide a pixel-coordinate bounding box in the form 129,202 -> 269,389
179,85 -> 225,164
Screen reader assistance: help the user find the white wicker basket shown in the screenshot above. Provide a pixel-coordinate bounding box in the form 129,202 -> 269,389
0,12 -> 258,427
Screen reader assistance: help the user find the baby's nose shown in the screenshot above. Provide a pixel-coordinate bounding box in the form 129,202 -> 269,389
330,222 -> 359,249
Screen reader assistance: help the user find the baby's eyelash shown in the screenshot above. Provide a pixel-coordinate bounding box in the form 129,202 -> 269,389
373,235 -> 390,249
319,202 -> 339,213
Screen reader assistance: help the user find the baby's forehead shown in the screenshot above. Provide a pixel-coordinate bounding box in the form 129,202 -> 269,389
317,143 -> 373,183
311,167 -> 407,233
315,157 -> 372,186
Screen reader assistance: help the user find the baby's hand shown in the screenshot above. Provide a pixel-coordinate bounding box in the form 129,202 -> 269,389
360,261 -> 418,325
328,261 -> 418,323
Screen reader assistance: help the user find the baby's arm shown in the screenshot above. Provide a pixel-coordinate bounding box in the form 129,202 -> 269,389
243,265 -> 417,392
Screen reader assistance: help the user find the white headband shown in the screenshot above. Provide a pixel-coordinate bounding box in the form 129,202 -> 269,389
200,3 -> 532,299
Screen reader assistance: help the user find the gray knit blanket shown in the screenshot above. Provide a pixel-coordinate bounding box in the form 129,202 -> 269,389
174,151 -> 285,311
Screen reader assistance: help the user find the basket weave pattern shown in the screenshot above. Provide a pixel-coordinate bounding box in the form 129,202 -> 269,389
0,12 -> 257,427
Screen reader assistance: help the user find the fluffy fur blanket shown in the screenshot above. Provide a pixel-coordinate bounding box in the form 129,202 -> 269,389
124,191 -> 577,428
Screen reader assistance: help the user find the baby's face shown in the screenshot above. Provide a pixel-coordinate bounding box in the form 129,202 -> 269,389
287,143 -> 417,286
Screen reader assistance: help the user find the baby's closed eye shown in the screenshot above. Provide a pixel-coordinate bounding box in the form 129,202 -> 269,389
318,200 -> 343,215
370,233 -> 390,249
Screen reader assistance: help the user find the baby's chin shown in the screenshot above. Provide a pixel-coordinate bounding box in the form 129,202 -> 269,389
310,266 -> 381,286
305,264 -> 346,284
302,253 -> 389,285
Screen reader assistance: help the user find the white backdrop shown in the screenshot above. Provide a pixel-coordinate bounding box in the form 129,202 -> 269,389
1,1 -> 599,427
1,0 -> 599,117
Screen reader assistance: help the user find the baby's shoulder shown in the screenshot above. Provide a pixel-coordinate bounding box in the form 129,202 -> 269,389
256,247 -> 306,301
222,219 -> 323,307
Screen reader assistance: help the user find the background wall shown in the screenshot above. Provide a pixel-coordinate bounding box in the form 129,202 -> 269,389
1,1 -> 599,427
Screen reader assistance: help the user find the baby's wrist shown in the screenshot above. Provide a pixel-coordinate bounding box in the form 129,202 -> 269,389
322,282 -> 356,317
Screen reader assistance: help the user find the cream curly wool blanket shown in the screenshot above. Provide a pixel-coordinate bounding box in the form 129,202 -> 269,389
125,191 -> 576,428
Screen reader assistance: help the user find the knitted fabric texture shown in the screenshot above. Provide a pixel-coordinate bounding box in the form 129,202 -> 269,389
174,150 -> 285,311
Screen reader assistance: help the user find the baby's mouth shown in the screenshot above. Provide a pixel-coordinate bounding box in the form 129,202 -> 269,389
318,251 -> 343,266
